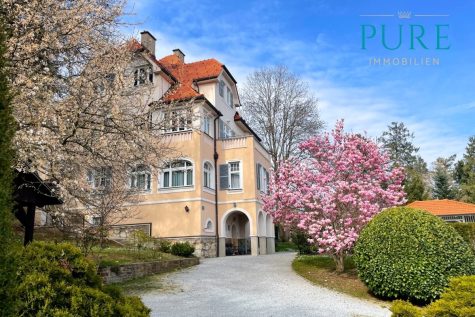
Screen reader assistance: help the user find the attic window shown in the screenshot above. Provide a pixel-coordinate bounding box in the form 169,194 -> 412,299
134,66 -> 153,86
219,80 -> 225,97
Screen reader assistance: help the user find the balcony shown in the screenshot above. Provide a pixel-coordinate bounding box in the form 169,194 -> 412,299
162,130 -> 193,143
221,136 -> 248,149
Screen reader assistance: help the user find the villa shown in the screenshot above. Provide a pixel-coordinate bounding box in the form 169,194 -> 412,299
408,199 -> 475,223
105,31 -> 275,257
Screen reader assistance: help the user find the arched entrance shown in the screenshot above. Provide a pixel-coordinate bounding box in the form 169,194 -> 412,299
222,210 -> 251,256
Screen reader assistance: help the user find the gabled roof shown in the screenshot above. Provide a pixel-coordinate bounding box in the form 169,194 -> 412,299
407,199 -> 475,216
158,55 -> 223,101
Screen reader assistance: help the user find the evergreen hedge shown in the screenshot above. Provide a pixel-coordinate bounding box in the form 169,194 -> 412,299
354,207 -> 475,303
449,222 -> 475,253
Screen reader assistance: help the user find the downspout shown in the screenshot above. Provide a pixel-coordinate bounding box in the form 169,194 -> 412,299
213,115 -> 221,257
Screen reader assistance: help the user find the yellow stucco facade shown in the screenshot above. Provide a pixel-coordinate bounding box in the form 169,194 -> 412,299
112,32 -> 275,257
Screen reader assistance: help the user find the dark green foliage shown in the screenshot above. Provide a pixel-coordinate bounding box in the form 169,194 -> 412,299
379,122 -> 419,168
404,170 -> 429,203
14,241 -> 150,316
390,276 -> 475,317
432,168 -> 456,199
354,207 -> 475,303
170,241 -> 195,257
290,229 -> 312,254
449,222 -> 475,253
0,17 -> 19,317
156,239 -> 172,253
454,136 -> 475,203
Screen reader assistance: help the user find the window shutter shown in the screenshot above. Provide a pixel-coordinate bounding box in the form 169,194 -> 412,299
219,119 -> 224,138
219,164 -> 229,190
265,169 -> 270,193
256,164 -> 262,190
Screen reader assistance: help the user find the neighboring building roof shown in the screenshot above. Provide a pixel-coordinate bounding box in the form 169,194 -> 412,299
407,199 -> 475,216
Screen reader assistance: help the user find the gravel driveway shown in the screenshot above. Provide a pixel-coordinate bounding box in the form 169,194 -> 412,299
140,252 -> 390,317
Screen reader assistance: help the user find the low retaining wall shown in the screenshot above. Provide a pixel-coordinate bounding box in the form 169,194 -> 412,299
98,257 -> 199,284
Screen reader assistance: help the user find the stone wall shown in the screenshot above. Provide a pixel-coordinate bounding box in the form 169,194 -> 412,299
98,257 -> 199,284
166,236 -> 217,258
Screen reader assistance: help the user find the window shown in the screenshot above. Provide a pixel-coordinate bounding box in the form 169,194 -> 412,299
219,80 -> 225,97
161,160 -> 193,188
165,109 -> 192,132
203,162 -> 214,189
129,164 -> 151,191
226,87 -> 233,107
202,115 -> 210,135
134,66 -> 153,86
229,162 -> 241,189
218,119 -> 235,139
87,167 -> 112,189
92,216 -> 102,226
256,163 -> 269,193
204,219 -> 213,232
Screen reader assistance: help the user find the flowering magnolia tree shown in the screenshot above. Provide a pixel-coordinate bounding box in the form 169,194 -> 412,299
263,121 -> 406,272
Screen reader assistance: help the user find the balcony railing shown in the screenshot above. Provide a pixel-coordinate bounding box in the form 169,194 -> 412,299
221,136 -> 248,149
162,130 -> 193,142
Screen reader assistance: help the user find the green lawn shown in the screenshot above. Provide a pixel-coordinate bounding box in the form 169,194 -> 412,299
275,241 -> 298,252
89,247 -> 181,267
292,255 -> 389,305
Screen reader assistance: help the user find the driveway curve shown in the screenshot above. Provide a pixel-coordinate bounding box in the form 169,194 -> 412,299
140,252 -> 390,317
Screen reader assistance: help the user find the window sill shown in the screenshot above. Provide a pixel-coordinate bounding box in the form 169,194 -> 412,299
226,189 -> 243,194
203,187 -> 215,195
159,186 -> 195,193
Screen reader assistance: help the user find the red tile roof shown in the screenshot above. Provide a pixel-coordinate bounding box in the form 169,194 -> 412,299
407,199 -> 475,216
158,54 -> 223,102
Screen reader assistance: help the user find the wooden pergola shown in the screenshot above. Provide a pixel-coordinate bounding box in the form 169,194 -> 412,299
12,170 -> 62,245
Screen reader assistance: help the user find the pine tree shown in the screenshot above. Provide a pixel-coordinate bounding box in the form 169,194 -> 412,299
455,136 -> 475,203
379,122 -> 419,168
0,17 -> 19,316
405,170 -> 429,203
432,156 -> 457,200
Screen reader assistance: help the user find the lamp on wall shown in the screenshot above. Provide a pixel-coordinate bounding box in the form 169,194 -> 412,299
184,205 -> 190,213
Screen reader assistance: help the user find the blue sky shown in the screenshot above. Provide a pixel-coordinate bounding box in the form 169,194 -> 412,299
126,0 -> 475,165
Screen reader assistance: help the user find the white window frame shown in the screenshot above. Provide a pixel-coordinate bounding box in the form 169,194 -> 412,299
203,161 -> 215,190
258,166 -> 269,194
165,109 -> 192,133
218,80 -> 225,97
134,65 -> 153,87
202,114 -> 211,135
128,164 -> 152,192
87,167 -> 112,189
228,161 -> 242,190
160,160 -> 194,189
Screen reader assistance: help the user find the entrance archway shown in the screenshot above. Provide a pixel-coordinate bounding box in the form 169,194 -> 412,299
222,210 -> 251,256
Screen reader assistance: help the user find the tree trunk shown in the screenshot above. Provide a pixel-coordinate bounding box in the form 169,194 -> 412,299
332,253 -> 345,273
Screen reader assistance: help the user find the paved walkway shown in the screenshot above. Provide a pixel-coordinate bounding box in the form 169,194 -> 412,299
140,252 -> 390,317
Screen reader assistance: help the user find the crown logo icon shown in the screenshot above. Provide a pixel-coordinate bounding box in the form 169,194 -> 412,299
398,11 -> 412,19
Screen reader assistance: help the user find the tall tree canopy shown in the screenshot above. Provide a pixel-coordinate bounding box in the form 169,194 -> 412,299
3,0 -> 174,206
432,155 -> 457,200
240,65 -> 324,168
264,121 -> 405,272
454,136 -> 475,203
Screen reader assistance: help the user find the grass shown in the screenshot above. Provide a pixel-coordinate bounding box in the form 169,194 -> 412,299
275,241 -> 298,252
113,272 -> 178,295
89,247 -> 181,267
292,255 -> 389,306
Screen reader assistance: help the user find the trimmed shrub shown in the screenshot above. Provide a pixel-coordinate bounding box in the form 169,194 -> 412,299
449,222 -> 475,253
156,239 -> 172,253
390,276 -> 475,317
14,241 -> 150,316
354,207 -> 475,303
171,241 -> 195,257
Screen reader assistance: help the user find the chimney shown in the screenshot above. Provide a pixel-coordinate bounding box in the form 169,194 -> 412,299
140,31 -> 156,56
173,48 -> 185,63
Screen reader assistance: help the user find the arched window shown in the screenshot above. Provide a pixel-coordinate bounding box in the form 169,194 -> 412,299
203,161 -> 214,189
129,164 -> 151,191
161,160 -> 193,188
204,219 -> 213,232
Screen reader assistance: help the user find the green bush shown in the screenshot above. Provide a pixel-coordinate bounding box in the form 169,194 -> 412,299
171,241 -> 195,257
354,207 -> 475,303
449,222 -> 475,253
290,229 -> 312,254
156,239 -> 172,253
390,300 -> 422,317
390,276 -> 475,317
14,241 -> 150,316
